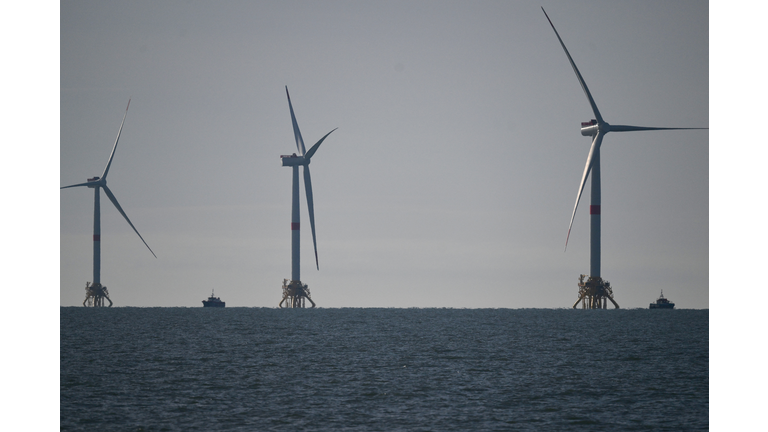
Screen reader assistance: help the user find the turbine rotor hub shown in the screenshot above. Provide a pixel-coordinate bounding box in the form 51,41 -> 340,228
580,119 -> 611,136
86,176 -> 102,188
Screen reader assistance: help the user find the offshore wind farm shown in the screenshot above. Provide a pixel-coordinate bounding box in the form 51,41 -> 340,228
59,1 -> 709,309
33,1 -> 768,430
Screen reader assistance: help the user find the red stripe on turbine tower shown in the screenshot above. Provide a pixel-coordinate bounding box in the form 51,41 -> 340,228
93,235 -> 101,241
590,205 -> 601,215
291,223 -> 300,230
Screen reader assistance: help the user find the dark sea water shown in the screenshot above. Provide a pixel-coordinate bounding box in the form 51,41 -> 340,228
60,308 -> 708,431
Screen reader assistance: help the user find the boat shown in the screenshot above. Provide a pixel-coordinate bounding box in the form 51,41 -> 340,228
202,290 -> 225,307
649,290 -> 674,309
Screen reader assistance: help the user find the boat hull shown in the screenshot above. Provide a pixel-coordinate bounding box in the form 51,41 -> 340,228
202,299 -> 225,308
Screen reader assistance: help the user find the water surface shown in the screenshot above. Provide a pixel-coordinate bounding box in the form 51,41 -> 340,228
61,308 -> 708,431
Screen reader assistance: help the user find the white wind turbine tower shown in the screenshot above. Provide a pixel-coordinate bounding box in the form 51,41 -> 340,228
542,8 -> 707,309
279,87 -> 336,308
61,99 -> 156,307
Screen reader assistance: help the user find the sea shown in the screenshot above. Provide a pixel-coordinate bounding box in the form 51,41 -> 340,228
60,308 -> 708,431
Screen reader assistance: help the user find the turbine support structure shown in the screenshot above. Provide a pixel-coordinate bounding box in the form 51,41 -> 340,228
589,147 -> 601,278
573,274 -> 619,309
92,184 -> 102,287
83,281 -> 113,307
279,279 -> 316,308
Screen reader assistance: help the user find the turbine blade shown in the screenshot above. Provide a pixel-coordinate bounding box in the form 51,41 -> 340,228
285,86 -> 307,156
102,185 -> 157,258
609,125 -> 709,132
60,182 -> 94,189
303,165 -> 319,270
102,98 -> 131,180
566,131 -> 604,251
542,8 -> 603,123
304,128 -> 338,160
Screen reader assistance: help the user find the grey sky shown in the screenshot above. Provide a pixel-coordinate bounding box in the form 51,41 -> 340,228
58,0 -> 710,308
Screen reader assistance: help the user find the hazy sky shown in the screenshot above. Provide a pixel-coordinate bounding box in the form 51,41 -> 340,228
57,0 -> 710,309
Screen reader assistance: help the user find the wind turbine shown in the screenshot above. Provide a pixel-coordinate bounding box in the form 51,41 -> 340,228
542,8 -> 707,309
61,99 -> 156,307
279,87 -> 336,308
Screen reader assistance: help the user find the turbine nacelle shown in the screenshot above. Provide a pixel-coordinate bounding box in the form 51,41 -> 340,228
580,119 -> 599,136
280,154 -> 309,167
86,176 -> 102,187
